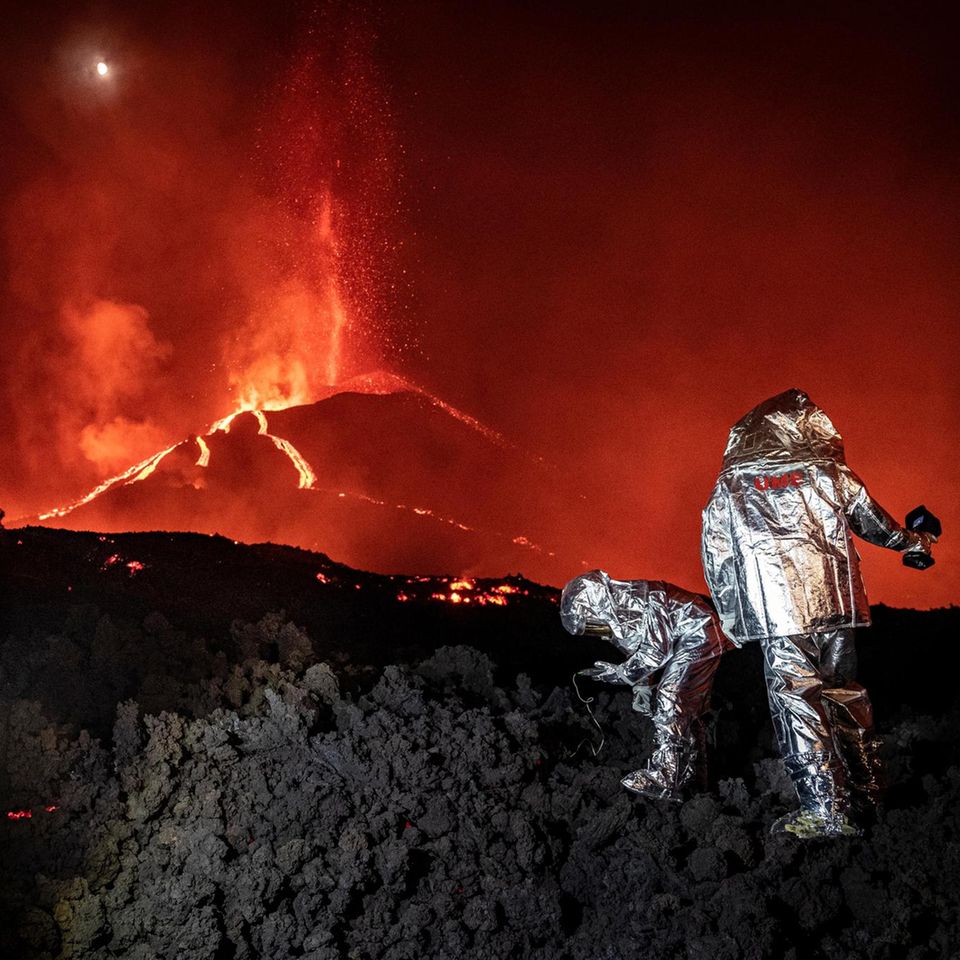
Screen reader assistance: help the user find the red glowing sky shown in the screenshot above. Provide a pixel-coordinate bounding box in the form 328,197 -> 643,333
1,2 -> 957,608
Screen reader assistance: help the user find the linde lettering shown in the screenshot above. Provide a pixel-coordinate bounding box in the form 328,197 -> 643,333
754,472 -> 805,491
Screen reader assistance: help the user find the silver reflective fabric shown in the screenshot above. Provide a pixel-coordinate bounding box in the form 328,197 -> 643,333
763,628 -> 882,820
560,570 -> 728,799
701,388 -> 927,643
701,389 -> 916,823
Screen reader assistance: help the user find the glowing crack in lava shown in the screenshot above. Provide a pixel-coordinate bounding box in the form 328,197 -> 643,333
101,554 -> 147,575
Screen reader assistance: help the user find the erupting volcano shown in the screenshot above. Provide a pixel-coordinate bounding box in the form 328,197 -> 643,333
24,369 -> 579,583
4,1 -> 957,613
6,9 -> 560,582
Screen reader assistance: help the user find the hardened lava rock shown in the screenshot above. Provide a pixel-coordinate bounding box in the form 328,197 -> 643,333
2,612 -> 960,959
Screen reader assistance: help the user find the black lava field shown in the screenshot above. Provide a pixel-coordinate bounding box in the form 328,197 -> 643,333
3,528 -> 959,960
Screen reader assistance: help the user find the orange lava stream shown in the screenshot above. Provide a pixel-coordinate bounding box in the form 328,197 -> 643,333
253,410 -> 317,489
37,444 -> 178,521
423,394 -> 511,449
209,412 -> 242,434
386,373 -> 546,465
27,373 -> 546,534
318,370 -> 517,452
327,486 -> 553,557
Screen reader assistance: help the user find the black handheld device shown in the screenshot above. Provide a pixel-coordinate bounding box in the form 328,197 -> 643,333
903,505 -> 941,570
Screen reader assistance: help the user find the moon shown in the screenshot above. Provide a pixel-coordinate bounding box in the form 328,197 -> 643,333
96,61 -> 109,76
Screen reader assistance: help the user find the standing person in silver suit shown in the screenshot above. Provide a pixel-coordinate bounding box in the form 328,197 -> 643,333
560,570 -> 730,801
701,389 -> 936,838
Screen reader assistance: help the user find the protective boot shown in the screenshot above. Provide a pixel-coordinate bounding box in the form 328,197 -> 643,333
621,734 -> 696,803
829,719 -> 884,813
769,808 -> 862,839
770,750 -> 862,839
820,677 -> 883,820
838,729 -> 883,801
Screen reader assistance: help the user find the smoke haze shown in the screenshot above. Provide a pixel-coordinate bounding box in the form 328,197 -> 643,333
1,1 -> 397,503
2,1 -> 958,608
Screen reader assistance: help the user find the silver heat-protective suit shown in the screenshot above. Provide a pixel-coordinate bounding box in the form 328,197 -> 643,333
701,388 -> 933,826
560,570 -> 729,801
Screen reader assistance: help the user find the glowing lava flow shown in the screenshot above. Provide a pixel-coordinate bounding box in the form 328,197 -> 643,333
37,444 -> 178,521
422,393 -> 511,450
389,374 -> 514,451
210,411 -> 242,434
195,408 -> 320,488
27,372 -> 547,539
101,553 -> 147,576
393,577 -> 529,606
308,370 -> 518,453
340,372 -> 542,463
327,487 -> 554,557
6,804 -> 59,821
253,410 -> 317,489
30,405 -> 315,521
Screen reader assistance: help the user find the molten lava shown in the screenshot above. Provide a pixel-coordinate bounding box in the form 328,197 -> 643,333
253,410 -> 316,489
38,444 -> 178,521
394,576 -> 530,606
101,553 -> 147,576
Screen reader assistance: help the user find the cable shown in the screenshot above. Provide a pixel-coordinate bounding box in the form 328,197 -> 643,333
565,672 -> 606,758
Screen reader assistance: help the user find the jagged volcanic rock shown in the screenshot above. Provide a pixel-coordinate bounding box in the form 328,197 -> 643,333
2,529 -> 960,959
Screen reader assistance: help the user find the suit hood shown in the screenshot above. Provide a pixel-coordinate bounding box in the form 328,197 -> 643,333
722,388 -> 845,469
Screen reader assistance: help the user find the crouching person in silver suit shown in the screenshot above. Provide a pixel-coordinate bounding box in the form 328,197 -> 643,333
560,570 -> 730,801
701,389 -> 936,839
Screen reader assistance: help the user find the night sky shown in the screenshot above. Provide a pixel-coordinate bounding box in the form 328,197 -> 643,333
2,1 -> 957,608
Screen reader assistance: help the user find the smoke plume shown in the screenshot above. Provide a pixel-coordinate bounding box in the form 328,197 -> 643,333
0,2 -> 397,515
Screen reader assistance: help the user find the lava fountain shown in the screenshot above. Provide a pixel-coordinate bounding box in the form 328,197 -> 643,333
8,12 -> 579,584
